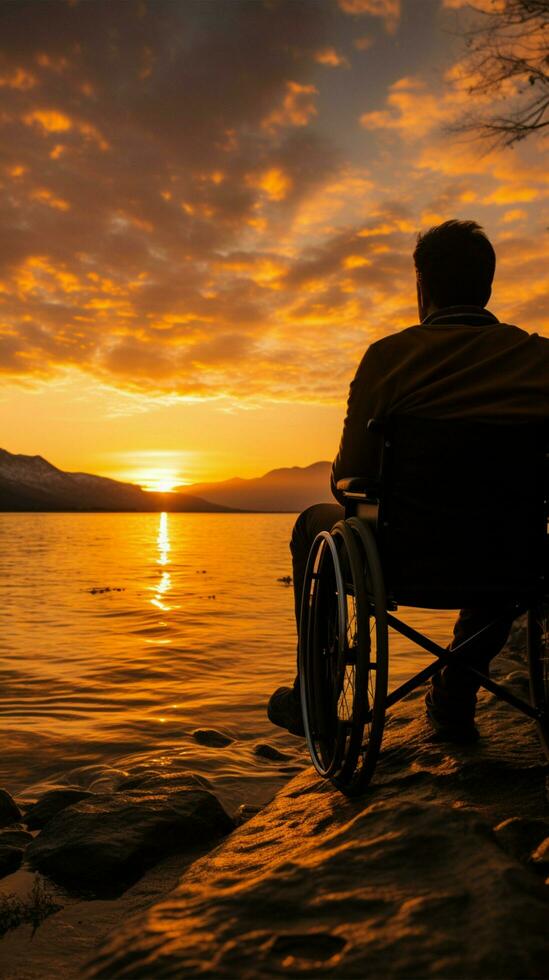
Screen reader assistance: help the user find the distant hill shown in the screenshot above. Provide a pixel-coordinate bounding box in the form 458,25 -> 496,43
0,449 -> 237,513
0,450 -> 334,513
181,461 -> 333,512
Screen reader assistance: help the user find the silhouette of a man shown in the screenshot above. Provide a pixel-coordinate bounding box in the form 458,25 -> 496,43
268,219 -> 549,741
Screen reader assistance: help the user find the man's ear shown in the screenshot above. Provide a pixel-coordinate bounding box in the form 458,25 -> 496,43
416,276 -> 427,321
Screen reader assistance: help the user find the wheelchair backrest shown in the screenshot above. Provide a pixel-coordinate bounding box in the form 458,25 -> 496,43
375,416 -> 548,608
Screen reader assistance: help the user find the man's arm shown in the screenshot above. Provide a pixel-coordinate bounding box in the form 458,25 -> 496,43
330,344 -> 385,504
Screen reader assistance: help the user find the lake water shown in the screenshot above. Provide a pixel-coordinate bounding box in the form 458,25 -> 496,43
0,513 -> 458,814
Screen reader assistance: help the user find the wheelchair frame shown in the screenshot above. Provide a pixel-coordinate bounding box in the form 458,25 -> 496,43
298,418 -> 549,796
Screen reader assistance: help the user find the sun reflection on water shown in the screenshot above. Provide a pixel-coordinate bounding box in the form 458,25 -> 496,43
157,511 -> 170,566
149,512 -> 175,620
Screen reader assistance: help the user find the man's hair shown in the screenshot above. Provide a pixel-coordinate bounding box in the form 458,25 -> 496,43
413,219 -> 496,309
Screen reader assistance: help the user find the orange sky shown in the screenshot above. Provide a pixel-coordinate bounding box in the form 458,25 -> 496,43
0,0 -> 547,489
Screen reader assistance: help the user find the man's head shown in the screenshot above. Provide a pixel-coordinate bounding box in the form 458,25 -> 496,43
413,219 -> 496,320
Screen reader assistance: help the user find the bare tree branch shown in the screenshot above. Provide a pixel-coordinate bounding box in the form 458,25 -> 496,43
449,0 -> 549,147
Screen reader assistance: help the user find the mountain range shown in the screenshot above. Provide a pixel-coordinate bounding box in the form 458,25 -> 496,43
0,449 -> 233,513
0,449 -> 333,513
182,461 -> 332,512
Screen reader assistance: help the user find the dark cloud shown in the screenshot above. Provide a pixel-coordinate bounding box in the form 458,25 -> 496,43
0,0 -> 361,396
0,0 -> 546,402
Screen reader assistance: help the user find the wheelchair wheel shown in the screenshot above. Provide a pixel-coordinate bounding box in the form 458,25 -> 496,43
299,518 -> 388,796
527,598 -> 549,760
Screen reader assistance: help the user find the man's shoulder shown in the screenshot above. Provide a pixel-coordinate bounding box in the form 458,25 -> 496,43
369,320 -> 548,354
476,322 -> 549,352
367,323 -> 423,355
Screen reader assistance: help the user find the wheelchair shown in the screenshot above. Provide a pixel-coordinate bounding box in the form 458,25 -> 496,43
298,417 -> 549,797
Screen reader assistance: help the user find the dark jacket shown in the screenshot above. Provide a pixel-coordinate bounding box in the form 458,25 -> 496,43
331,305 -> 549,503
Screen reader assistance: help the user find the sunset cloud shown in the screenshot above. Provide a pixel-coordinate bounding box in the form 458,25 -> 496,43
338,0 -> 401,33
353,35 -> 374,51
314,48 -> 350,68
23,109 -> 72,133
442,0 -> 504,10
0,68 -> 36,90
262,81 -> 319,132
0,0 -> 546,420
360,76 -> 463,138
252,168 -> 293,202
501,209 -> 528,225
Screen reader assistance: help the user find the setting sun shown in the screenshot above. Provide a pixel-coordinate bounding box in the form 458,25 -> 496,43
140,471 -> 181,493
102,452 -> 196,492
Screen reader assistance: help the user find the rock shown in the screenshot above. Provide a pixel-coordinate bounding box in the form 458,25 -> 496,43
0,844 -> 23,878
27,773 -> 233,895
88,768 -> 129,793
507,619 -> 527,652
89,641 -> 549,979
87,586 -> 125,594
192,729 -> 234,748
89,775 -> 549,979
494,817 -> 549,864
270,933 -> 346,961
59,764 -> 129,795
0,829 -> 33,848
253,743 -> 291,761
0,789 -> 22,828
235,804 -> 263,826
115,770 -> 213,795
530,837 -> 549,874
500,670 -> 531,696
25,789 -> 96,830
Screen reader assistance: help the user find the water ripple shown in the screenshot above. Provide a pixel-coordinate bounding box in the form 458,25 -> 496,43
0,512 -> 457,810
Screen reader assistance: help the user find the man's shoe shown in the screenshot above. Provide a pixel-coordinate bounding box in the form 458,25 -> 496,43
267,685 -> 305,737
425,686 -> 480,744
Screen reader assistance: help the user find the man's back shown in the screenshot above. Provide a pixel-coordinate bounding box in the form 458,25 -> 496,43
331,306 -> 549,498
269,220 -> 549,743
369,307 -> 549,420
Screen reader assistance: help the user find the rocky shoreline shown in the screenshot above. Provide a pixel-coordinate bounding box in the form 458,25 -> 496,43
1,622 -> 549,978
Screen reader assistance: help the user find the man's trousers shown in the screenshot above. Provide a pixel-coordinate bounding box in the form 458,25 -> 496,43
289,503 -> 515,703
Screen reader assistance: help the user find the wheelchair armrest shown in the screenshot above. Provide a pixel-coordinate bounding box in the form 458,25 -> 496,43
336,477 -> 380,499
